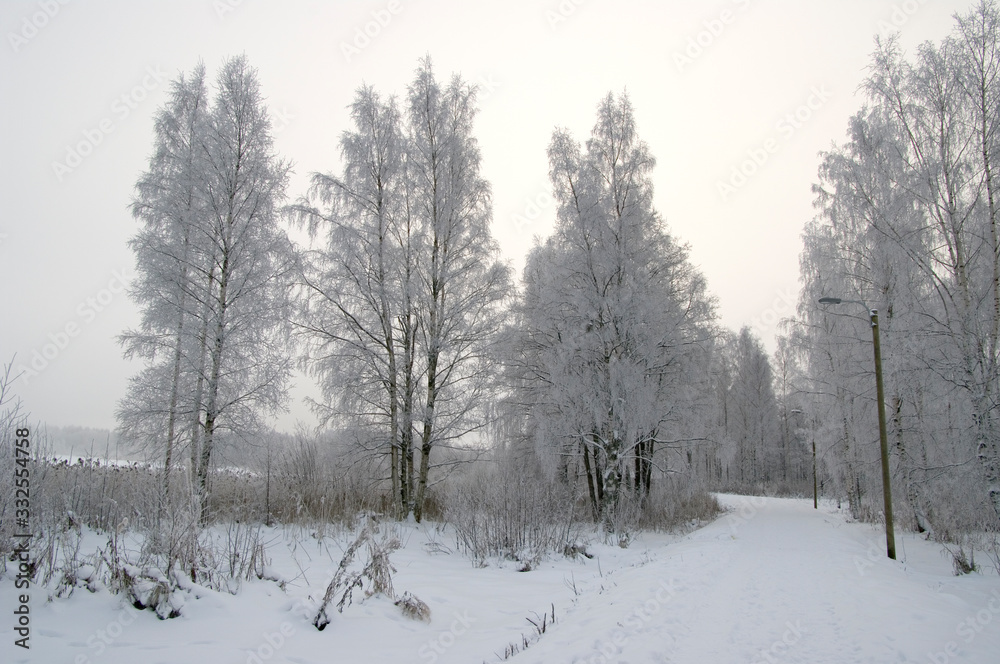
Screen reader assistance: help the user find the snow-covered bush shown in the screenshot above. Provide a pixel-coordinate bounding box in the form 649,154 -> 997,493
103,522 -> 182,619
119,564 -> 184,620
313,517 -> 403,630
636,475 -> 721,532
446,451 -> 576,564
101,515 -> 270,618
395,591 -> 431,622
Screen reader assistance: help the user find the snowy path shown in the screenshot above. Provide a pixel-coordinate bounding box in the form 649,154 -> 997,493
3,495 -> 999,663
517,495 -> 1000,663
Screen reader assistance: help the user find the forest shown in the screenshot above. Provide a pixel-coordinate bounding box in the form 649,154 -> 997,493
2,0 -> 1000,632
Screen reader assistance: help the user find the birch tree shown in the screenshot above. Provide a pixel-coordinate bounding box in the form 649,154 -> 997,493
293,86 -> 420,517
793,3 -> 1000,535
119,64 -> 211,509
405,58 -> 511,521
194,56 -> 295,521
118,56 -> 294,522
864,22 -> 1000,522
296,58 -> 509,521
954,0 -> 1000,521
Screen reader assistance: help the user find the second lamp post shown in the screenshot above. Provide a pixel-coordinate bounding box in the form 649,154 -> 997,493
818,297 -> 896,560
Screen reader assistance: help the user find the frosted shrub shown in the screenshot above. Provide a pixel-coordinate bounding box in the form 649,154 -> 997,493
220,520 -> 267,584
446,453 -> 576,564
637,475 -> 721,532
313,518 -> 402,630
395,591 -> 431,622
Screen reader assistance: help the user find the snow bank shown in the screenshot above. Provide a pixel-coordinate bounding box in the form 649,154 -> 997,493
2,496 -> 998,663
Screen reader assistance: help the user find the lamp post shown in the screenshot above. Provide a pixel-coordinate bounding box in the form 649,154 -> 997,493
818,297 -> 896,560
790,408 -> 816,509
812,435 -> 817,510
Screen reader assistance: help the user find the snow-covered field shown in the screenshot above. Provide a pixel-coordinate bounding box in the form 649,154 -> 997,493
4,495 -> 999,663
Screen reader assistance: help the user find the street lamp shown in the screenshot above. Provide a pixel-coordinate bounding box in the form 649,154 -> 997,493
790,409 -> 816,510
818,296 -> 896,560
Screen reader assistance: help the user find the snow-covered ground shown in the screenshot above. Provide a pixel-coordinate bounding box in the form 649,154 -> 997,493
3,495 -> 999,663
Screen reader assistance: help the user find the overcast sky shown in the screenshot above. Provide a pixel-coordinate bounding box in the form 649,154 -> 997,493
0,0 -> 973,432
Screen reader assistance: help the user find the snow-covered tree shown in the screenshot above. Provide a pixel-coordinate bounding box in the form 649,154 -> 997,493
118,56 -> 295,522
405,58 -> 511,521
296,58 -> 510,521
516,93 -> 714,530
792,3 -> 1000,536
194,56 -> 295,520
294,85 -> 420,517
729,327 -> 782,489
118,63 -> 211,508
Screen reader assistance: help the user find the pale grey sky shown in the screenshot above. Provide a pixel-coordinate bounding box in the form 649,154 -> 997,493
0,0 -> 971,431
